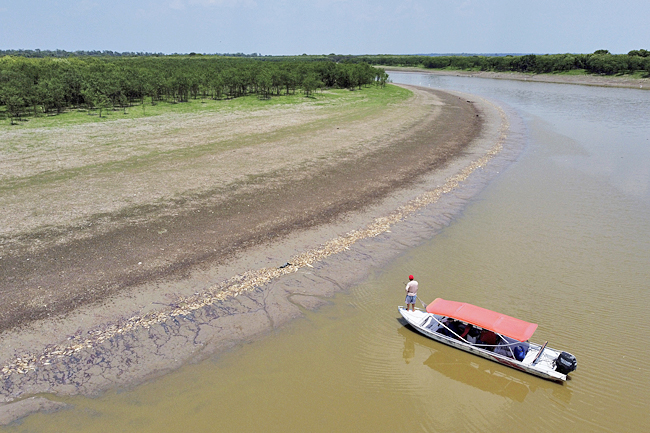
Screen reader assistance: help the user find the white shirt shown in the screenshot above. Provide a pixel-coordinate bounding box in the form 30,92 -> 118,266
405,280 -> 419,296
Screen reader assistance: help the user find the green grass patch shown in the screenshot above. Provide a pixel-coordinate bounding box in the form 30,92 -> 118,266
0,84 -> 410,131
617,70 -> 650,79
1,83 -> 413,192
549,69 -> 589,76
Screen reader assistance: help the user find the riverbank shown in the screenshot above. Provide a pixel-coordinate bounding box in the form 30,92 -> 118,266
0,85 -> 516,425
0,85 -> 413,331
381,66 -> 649,89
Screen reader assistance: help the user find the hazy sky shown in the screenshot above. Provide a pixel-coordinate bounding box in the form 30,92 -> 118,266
1,0 -> 648,55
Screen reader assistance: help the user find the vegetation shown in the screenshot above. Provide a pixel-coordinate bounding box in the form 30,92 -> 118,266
4,48 -> 647,125
0,49 -> 264,58
0,82 -> 409,132
347,50 -> 650,77
0,56 -> 389,125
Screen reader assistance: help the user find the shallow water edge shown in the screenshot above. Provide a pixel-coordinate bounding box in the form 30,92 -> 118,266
0,89 -> 521,425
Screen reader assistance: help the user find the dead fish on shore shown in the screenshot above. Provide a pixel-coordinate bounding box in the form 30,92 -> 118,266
278,262 -> 292,269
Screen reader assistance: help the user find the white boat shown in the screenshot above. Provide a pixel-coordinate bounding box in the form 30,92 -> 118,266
398,298 -> 577,383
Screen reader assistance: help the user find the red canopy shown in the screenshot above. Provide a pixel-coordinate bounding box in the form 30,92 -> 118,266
426,298 -> 538,342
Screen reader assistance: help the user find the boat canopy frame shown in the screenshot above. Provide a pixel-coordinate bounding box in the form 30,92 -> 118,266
425,298 -> 538,342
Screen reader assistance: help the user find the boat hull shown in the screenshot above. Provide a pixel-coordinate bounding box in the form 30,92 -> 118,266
398,306 -> 568,383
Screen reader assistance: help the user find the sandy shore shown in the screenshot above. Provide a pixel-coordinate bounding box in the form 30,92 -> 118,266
382,66 -> 650,89
0,85 -> 517,424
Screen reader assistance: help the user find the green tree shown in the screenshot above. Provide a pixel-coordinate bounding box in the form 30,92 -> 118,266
0,69 -> 29,124
256,68 -> 272,99
628,49 -> 649,57
37,76 -> 67,113
301,73 -> 322,97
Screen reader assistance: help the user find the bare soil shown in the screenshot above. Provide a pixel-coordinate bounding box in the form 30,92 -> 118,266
0,86 -> 481,332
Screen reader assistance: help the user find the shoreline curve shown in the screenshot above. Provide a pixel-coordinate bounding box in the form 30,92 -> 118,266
0,86 -> 522,425
382,66 -> 649,90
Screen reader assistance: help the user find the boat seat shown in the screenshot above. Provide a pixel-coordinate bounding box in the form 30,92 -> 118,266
423,317 -> 441,331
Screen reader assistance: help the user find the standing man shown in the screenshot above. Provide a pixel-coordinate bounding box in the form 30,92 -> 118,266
404,275 -> 419,312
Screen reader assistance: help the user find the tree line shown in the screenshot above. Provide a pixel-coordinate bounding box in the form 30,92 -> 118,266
0,49 -> 267,58
0,56 -> 389,123
346,50 -> 650,76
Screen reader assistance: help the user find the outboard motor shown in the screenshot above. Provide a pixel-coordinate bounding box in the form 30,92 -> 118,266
555,351 -> 578,374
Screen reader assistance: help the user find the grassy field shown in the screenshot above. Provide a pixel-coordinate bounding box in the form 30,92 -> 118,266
1,83 -> 415,246
0,85 -> 410,130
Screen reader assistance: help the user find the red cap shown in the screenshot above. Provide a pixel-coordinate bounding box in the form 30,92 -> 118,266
409,275 -> 414,280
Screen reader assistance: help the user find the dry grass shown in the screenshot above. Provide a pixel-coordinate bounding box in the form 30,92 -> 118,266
0,86 -> 417,250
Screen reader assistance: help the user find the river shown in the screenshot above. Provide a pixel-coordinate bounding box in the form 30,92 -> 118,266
4,73 -> 649,432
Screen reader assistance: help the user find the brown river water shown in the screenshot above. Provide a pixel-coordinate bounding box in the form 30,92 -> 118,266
4,75 -> 650,432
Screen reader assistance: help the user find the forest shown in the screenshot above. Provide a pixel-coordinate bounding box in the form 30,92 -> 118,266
349,50 -> 650,76
3,49 -> 648,125
0,56 -> 388,124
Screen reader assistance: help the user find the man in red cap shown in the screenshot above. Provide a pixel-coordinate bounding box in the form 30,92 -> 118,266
404,275 -> 419,312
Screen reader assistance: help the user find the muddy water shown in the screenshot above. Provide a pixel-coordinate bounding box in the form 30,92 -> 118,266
5,76 -> 650,432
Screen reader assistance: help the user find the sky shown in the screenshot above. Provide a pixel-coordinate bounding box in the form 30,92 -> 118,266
0,0 -> 648,55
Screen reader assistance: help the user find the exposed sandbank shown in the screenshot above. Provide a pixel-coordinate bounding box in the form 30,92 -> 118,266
0,86 -> 519,425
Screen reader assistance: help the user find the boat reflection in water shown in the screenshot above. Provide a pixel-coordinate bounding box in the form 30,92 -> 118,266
397,322 -> 572,404
402,327 -> 416,364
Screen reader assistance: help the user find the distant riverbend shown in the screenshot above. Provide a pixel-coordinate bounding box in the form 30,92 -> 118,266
381,66 -> 649,90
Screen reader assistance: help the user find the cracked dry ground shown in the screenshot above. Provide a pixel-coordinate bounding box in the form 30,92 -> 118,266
1,270 -> 346,400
